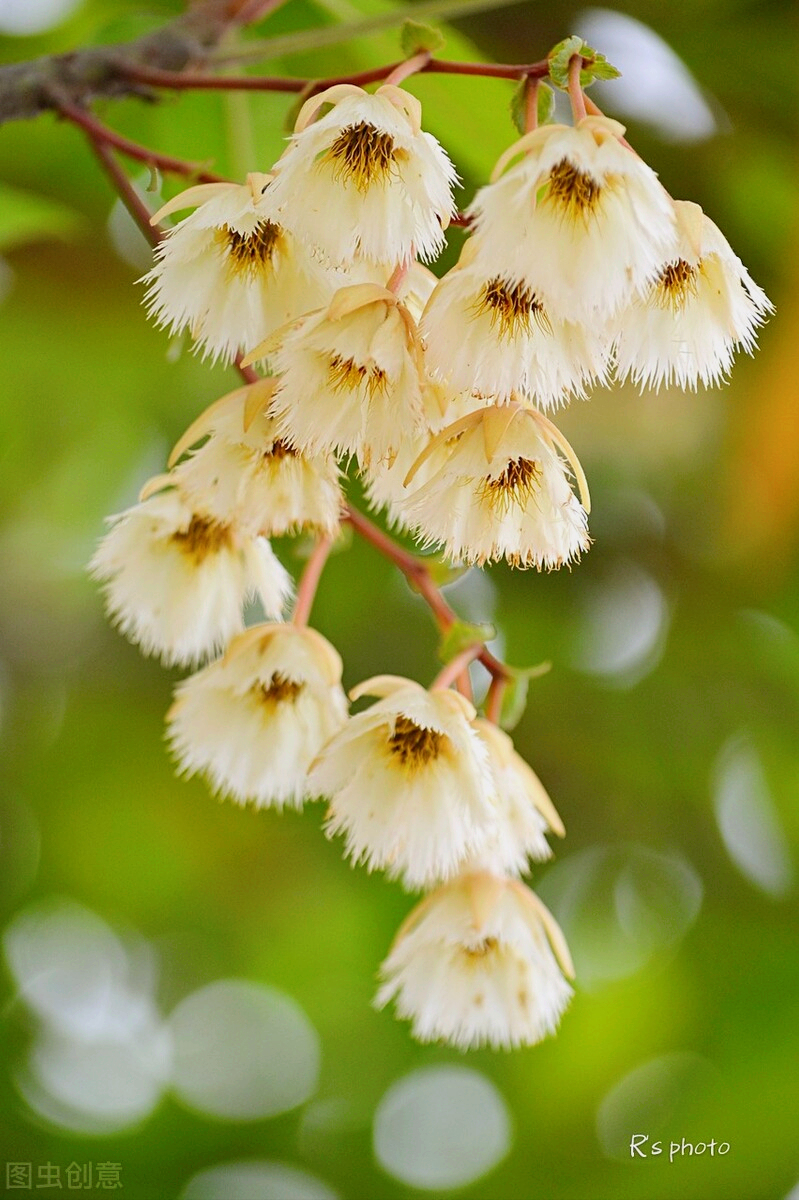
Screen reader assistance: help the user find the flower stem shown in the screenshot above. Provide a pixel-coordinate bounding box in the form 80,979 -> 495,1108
84,134 -> 161,247
485,674 -> 507,725
292,534 -> 334,626
431,644 -> 482,692
344,504 -> 509,685
567,54 -> 586,122
384,51 -> 433,88
54,93 -> 226,182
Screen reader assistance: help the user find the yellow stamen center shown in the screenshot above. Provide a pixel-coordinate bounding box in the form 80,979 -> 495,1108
387,715 -> 443,768
654,258 -> 698,309
265,439 -> 299,462
546,159 -> 601,219
328,354 -> 387,397
463,937 -> 499,958
475,277 -> 551,339
218,220 -> 282,279
325,122 -> 399,192
170,515 -> 232,564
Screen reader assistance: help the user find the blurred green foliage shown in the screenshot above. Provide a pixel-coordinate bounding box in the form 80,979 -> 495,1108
1,1 -> 798,1198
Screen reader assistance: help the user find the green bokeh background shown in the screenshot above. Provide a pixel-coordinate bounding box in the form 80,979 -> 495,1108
1,1 -> 797,1197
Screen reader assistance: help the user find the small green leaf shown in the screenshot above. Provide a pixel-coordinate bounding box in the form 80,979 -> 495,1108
438,619 -> 495,664
423,558 -> 471,587
547,35 -> 620,91
537,82 -> 556,126
400,19 -> 445,57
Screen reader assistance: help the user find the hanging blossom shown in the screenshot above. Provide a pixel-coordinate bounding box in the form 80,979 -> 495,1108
249,283 -> 426,469
168,623 -> 348,809
377,871 -> 575,1050
400,402 -> 591,569
468,116 -> 676,323
90,479 -> 291,667
421,236 -> 611,407
142,173 -> 336,364
267,83 -> 458,266
309,676 -> 498,890
613,199 -> 774,390
170,378 -> 343,537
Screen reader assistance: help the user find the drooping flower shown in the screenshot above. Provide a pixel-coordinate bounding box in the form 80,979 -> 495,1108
421,237 -> 611,407
468,116 -> 676,321
310,676 -> 498,890
613,199 -> 774,390
90,481 -> 291,667
400,403 -> 591,569
376,871 -> 574,1049
267,84 -> 458,266
252,283 -> 426,469
170,379 -> 343,537
465,719 -> 565,875
142,174 -> 334,364
167,623 -> 348,809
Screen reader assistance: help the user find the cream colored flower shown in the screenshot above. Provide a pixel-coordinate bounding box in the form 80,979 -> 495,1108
171,379 -> 342,537
421,237 -> 611,407
468,117 -> 676,321
613,200 -> 774,390
465,720 -> 565,875
167,623 -> 348,809
376,871 -> 574,1049
259,283 -> 426,469
401,403 -> 591,569
142,174 -> 333,364
267,84 -> 457,266
310,676 -> 498,890
90,480 -> 291,667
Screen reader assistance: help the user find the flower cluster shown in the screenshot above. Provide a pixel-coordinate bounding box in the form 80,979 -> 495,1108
93,58 -> 771,1050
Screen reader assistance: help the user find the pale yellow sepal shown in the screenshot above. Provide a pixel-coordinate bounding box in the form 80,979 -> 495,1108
377,84 -> 422,136
150,182 -> 234,225
482,404 -> 521,463
138,473 -> 175,501
512,881 -> 576,979
466,871 -> 507,930
527,408 -> 591,513
293,83 -> 366,134
349,674 -> 422,702
673,199 -> 705,259
326,283 -> 396,322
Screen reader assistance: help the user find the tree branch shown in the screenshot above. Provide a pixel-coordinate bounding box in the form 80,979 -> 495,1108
0,0 -> 286,125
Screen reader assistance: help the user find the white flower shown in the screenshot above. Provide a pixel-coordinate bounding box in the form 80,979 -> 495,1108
90,481 -> 291,667
167,623 -> 348,809
421,237 -> 611,407
171,379 -> 342,537
468,116 -> 676,321
262,283 -> 426,468
465,720 -> 565,875
142,174 -> 334,364
401,403 -> 591,569
613,199 -> 774,390
310,676 -> 498,890
267,83 -> 457,266
376,871 -> 574,1049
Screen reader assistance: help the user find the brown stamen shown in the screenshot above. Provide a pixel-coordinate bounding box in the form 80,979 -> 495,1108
325,122 -> 399,192
265,439 -> 299,461
218,220 -> 282,279
387,715 -> 443,768
253,672 -> 304,706
170,515 -> 232,564
328,354 -> 387,397
478,457 -> 541,512
546,158 -> 601,219
463,937 -> 499,958
475,278 -> 551,339
654,258 -> 698,310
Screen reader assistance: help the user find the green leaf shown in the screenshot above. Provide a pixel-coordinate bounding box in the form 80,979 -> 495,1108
399,18 -> 445,56
438,619 -> 495,664
0,183 -> 83,252
423,558 -> 471,587
547,35 -> 620,91
511,79 -> 557,134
